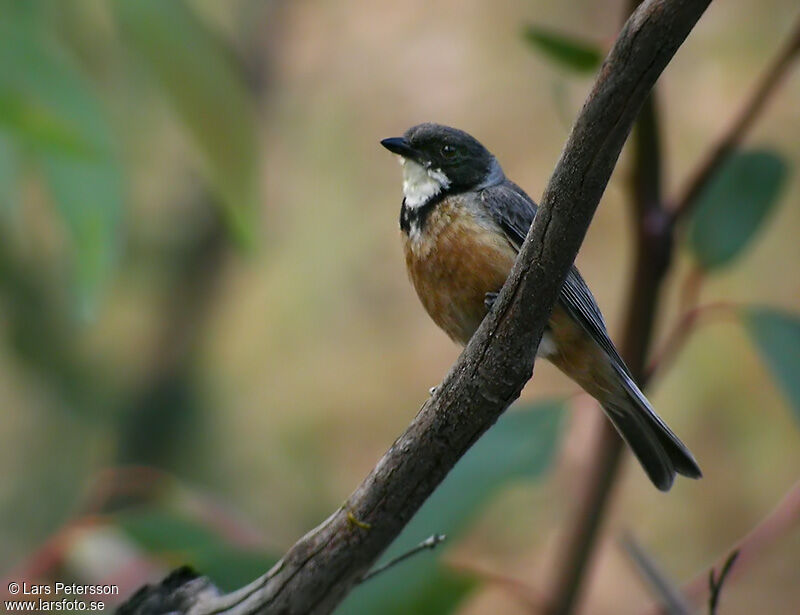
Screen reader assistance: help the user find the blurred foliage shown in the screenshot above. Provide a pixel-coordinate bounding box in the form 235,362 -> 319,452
117,508 -> 278,592
523,25 -> 603,74
742,307 -> 800,423
112,0 -> 260,247
684,147 -> 797,425
0,0 -> 798,613
0,2 -> 123,314
0,235 -> 107,415
339,401 -> 563,614
0,0 -> 262,563
8,467 -> 279,602
688,150 -> 789,271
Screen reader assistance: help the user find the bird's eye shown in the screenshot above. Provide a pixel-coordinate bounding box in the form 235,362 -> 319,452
441,144 -> 456,158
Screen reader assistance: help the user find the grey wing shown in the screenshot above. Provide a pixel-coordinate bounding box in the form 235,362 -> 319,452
479,181 -> 631,376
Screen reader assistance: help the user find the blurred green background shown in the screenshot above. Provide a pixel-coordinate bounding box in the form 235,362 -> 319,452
0,0 -> 799,613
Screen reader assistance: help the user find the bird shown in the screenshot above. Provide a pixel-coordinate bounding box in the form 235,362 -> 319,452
381,122 -> 701,491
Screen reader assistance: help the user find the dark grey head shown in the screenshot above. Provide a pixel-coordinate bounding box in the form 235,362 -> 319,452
381,123 -> 504,207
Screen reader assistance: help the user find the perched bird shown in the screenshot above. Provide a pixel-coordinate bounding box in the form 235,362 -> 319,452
381,123 -> 701,491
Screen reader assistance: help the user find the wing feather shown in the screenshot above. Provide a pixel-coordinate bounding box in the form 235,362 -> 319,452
479,181 -> 631,376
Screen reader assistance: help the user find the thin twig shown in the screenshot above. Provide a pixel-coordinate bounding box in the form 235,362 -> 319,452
545,422 -> 627,615
707,550 -> 740,615
620,532 -> 692,615
641,481 -> 800,614
671,13 -> 800,220
449,561 -> 546,613
645,265 -> 707,381
677,266 -> 705,316
645,301 -> 737,381
358,534 -> 446,583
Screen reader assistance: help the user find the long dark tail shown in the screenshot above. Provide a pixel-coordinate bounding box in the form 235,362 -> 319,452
544,305 -> 701,491
602,371 -> 702,491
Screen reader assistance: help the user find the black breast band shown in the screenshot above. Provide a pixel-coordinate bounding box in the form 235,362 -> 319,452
399,191 -> 455,235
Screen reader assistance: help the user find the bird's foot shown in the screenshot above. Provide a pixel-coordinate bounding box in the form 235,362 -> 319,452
484,291 -> 499,311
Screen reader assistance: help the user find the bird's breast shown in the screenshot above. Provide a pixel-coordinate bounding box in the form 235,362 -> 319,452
402,195 -> 517,345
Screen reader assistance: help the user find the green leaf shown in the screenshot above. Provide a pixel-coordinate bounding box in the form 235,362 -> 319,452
117,509 -> 278,591
0,91 -> 98,159
400,400 -> 563,541
337,401 -> 563,615
688,150 -> 788,270
41,157 -> 123,317
523,26 -> 602,74
0,18 -> 123,313
113,0 -> 260,246
741,307 -> 800,424
0,135 -> 18,214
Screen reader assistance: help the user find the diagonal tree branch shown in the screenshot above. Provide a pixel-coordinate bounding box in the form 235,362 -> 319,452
116,1 -> 711,613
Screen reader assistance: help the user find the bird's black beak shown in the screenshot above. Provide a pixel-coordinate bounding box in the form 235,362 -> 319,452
380,136 -> 418,160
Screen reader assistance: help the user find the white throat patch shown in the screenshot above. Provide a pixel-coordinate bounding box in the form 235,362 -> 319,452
400,158 -> 451,209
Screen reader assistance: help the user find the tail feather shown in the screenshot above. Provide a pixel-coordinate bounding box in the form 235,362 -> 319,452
603,372 -> 702,491
603,402 -> 676,491
543,305 -> 701,491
